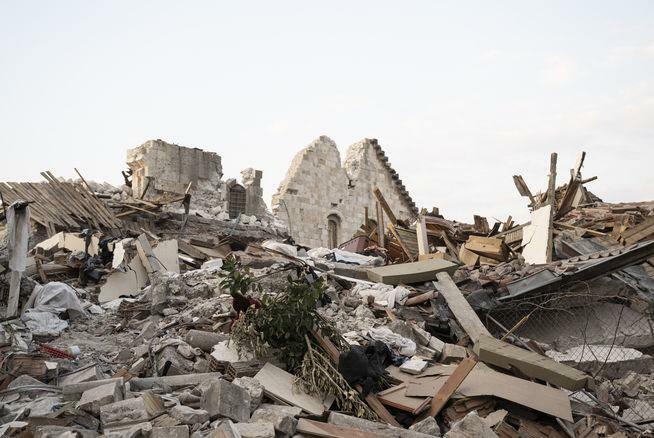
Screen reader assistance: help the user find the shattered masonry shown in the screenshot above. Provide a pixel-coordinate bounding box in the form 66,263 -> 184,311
2,139 -> 654,437
272,136 -> 418,248
127,139 -> 269,219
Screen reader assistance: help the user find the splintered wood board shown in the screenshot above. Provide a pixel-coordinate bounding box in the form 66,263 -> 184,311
254,363 -> 334,415
376,384 -> 430,414
405,364 -> 573,421
296,418 -> 379,438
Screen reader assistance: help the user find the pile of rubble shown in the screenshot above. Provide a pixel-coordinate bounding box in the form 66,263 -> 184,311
0,148 -> 653,438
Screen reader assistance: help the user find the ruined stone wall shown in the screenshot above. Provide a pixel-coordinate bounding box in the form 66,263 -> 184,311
126,139 -> 271,222
272,136 -> 417,248
127,139 -> 222,200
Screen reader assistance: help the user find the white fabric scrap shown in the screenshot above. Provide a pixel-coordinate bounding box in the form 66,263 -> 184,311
22,310 -> 68,337
262,240 -> 298,257
26,282 -> 87,317
353,283 -> 411,308
367,326 -> 416,356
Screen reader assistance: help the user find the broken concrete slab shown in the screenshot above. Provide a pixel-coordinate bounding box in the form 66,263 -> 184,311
100,393 -> 163,427
201,379 -> 251,422
235,421 -> 275,438
445,411 -> 498,438
546,345 -> 654,380
474,335 -> 594,390
33,425 -> 100,438
253,362 -> 333,415
327,412 -> 437,438
151,425 -> 190,438
409,416 -> 441,436
170,404 -> 210,425
77,380 -> 123,416
250,403 -> 301,436
233,376 -> 264,412
367,258 -> 457,285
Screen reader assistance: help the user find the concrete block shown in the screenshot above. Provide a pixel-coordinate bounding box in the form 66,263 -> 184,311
201,379 -> 250,422
78,381 -> 123,416
250,403 -> 300,436
235,421 -> 275,438
233,377 -> 264,412
152,425 -> 190,438
170,404 -> 210,425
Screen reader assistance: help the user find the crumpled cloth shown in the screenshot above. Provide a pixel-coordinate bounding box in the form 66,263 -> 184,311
367,326 -> 416,356
352,283 -> 411,308
25,282 -> 87,317
22,310 -> 68,336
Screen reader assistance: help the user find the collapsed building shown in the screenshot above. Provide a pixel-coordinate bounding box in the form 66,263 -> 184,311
272,136 -> 418,248
127,139 -> 269,220
0,141 -> 654,437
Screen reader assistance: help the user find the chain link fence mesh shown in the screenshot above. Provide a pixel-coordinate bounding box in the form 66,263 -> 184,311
485,284 -> 654,423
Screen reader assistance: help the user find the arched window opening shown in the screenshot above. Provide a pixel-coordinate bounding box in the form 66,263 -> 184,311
327,214 -> 341,249
228,184 -> 246,219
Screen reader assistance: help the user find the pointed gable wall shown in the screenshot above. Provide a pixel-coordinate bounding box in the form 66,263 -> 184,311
272,136 -> 417,248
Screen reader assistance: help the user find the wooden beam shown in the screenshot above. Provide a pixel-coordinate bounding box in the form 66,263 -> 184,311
416,215 -> 429,256
375,202 -> 385,247
426,357 -> 477,417
512,175 -> 536,207
388,222 -> 414,261
434,272 -> 491,343
440,231 -> 461,263
373,187 -> 397,226
546,153 -> 557,263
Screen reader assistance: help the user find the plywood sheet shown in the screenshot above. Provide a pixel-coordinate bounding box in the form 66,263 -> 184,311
405,364 -> 572,421
254,363 -> 334,415
521,205 -> 551,264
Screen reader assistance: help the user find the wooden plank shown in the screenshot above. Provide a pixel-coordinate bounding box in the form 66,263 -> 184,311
407,363 -> 573,422
416,215 -> 429,256
512,175 -> 536,207
545,153 -> 557,262
253,363 -> 333,415
296,418 -> 379,438
473,335 -> 593,391
375,202 -> 384,247
377,384 -> 430,414
434,272 -> 491,343
388,222 -> 414,261
373,187 -> 397,226
426,357 -> 477,417
521,205 -> 552,265
441,231 -> 461,263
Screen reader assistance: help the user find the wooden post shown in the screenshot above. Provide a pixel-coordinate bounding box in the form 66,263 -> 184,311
546,153 -> 557,263
7,271 -> 21,318
376,202 -> 385,247
426,357 -> 477,417
416,215 -> 429,256
364,206 -> 369,228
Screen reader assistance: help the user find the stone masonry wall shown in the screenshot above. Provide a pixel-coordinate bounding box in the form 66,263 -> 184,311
127,139 -> 222,200
272,136 -> 417,248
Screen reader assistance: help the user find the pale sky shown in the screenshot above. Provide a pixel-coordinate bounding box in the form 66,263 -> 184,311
1,1 -> 653,224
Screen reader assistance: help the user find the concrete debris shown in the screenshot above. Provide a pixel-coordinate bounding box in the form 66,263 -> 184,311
201,379 -> 251,422
409,416 -> 441,436
234,421 -> 275,438
445,411 -> 498,438
250,403 -> 301,436
1,146 -> 653,437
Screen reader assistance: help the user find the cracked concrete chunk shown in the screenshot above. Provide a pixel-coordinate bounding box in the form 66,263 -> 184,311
201,379 -> 250,422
